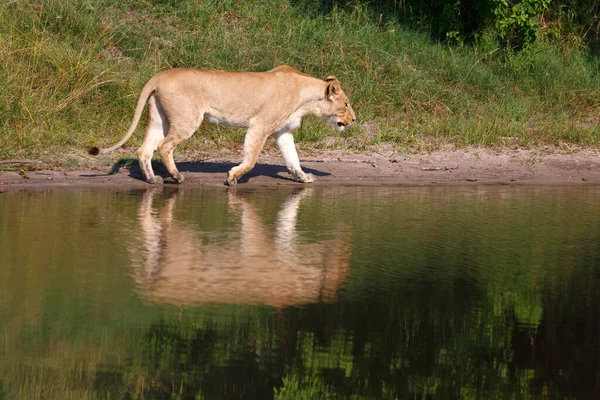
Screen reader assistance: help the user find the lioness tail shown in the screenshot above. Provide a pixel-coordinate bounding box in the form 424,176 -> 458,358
88,78 -> 158,156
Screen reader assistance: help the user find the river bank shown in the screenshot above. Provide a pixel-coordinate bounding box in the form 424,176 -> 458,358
2,146 -> 599,190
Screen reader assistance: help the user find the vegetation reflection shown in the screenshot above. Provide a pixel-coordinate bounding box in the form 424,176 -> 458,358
0,188 -> 599,399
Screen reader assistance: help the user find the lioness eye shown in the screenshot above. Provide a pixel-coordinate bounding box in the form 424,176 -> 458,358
345,103 -> 349,108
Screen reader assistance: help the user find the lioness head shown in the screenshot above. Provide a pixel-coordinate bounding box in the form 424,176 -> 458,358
324,76 -> 356,132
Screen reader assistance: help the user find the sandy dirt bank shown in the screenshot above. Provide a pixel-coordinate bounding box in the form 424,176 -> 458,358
1,147 -> 600,190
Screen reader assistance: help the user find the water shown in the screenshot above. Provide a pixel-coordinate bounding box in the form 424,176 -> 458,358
1,186 -> 599,399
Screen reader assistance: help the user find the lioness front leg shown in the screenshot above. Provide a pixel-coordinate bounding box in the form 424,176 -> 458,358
275,131 -> 315,183
226,126 -> 269,186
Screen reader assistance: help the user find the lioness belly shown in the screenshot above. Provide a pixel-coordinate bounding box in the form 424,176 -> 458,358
204,112 -> 248,129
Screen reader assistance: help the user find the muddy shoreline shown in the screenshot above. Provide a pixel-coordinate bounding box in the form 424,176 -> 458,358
1,147 -> 600,190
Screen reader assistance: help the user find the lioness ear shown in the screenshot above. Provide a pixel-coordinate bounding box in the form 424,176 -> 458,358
325,75 -> 340,99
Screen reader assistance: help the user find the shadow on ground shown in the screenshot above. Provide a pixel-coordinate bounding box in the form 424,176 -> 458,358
92,160 -> 330,184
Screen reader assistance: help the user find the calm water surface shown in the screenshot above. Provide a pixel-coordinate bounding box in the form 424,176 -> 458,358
1,186 -> 600,399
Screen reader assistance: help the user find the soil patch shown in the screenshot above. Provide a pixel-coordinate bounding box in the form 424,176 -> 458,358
2,147 -> 600,190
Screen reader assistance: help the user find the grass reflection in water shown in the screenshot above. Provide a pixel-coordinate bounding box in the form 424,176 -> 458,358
0,187 -> 599,399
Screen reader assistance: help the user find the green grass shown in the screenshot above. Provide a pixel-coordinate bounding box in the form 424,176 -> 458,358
1,0 -> 600,161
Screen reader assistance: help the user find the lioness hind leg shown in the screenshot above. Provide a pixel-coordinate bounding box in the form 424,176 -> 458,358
138,96 -> 169,184
226,126 -> 269,186
275,131 -> 315,183
158,123 -> 198,184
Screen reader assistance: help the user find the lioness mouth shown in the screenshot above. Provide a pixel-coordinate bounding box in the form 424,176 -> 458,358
337,122 -> 346,127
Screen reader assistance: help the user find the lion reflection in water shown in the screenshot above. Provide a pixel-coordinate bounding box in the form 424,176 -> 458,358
132,188 -> 350,308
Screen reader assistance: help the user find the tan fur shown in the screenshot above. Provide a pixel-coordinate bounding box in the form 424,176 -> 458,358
90,65 -> 356,185
131,188 -> 350,308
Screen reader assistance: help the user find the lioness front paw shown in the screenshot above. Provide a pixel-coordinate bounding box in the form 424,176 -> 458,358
147,176 -> 164,184
302,173 -> 316,183
293,172 -> 316,183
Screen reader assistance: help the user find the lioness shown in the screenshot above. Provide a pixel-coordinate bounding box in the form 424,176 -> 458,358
89,65 -> 356,185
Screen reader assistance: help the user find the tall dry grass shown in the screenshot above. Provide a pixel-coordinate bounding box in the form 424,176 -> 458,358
1,0 -> 599,161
